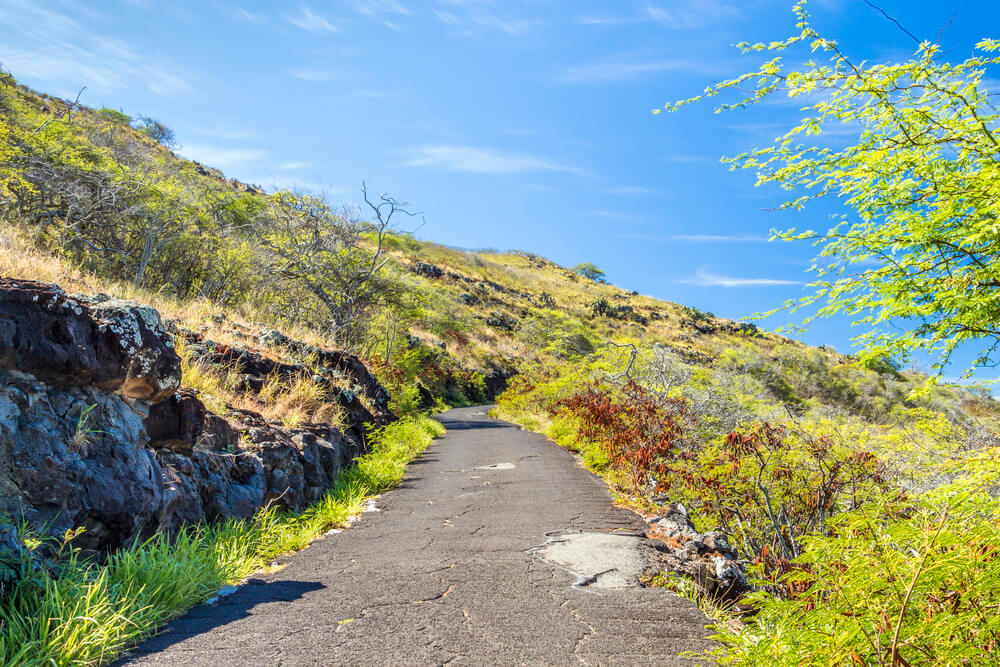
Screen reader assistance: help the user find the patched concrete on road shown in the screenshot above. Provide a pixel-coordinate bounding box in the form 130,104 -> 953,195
533,530 -> 658,589
474,461 -> 515,470
122,406 -> 713,666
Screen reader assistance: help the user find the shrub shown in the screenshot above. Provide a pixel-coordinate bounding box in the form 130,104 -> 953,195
560,383 -> 685,494
859,353 -> 903,377
96,108 -> 131,125
572,262 -> 606,282
681,305 -> 715,322
711,485 -> 1000,666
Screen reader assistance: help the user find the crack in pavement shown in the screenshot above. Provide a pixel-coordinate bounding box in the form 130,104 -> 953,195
121,406 -> 713,666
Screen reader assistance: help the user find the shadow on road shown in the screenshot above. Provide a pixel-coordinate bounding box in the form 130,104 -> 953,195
115,579 -> 324,664
435,419 -> 515,432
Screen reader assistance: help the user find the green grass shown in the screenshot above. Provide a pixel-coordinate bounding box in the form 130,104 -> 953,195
0,415 -> 445,666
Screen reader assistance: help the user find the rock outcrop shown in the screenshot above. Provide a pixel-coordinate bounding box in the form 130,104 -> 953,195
0,368 -> 164,553
646,503 -> 749,602
0,280 -> 181,401
168,323 -> 393,428
0,279 -> 387,554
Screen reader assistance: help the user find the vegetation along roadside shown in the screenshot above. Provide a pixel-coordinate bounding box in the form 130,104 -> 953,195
3,0 -> 1000,663
0,416 -> 444,666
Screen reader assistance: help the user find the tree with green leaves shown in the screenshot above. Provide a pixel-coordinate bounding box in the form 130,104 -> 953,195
258,184 -> 413,349
660,1 -> 1000,382
0,66 -> 32,205
573,262 -> 606,283
131,115 -> 177,149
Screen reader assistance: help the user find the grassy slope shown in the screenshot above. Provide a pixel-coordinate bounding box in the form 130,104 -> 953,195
386,235 -> 995,419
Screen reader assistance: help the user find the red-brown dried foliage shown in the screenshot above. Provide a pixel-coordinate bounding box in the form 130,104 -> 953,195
560,382 -> 686,494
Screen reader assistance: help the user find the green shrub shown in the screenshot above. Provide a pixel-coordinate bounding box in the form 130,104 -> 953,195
681,305 -> 715,322
581,443 -> 611,472
710,484 -> 1000,666
96,108 -> 131,124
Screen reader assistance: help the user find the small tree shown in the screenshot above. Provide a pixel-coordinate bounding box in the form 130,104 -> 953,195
573,262 -> 606,282
661,1 -> 1000,381
259,184 -> 414,348
131,115 -> 177,149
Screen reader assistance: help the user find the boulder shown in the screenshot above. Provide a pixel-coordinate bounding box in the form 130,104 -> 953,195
646,503 -> 749,602
411,262 -> 444,278
144,388 -> 209,452
0,522 -> 19,556
0,369 -> 163,553
484,365 -> 516,400
146,391 -> 362,520
229,409 -> 359,510
0,279 -> 180,402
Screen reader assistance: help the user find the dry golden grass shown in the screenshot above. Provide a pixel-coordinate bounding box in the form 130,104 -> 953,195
0,224 -> 342,357
0,231 -> 349,429
174,336 -> 346,430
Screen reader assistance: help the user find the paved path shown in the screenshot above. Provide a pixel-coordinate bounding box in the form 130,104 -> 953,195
121,407 -> 712,666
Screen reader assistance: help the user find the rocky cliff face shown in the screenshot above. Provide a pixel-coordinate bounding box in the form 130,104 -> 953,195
0,279 -> 390,555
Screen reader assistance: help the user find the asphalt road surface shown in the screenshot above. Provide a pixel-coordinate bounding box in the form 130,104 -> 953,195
120,406 -> 713,666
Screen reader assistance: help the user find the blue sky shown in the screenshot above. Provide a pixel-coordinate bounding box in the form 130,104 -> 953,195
2,0 -> 999,376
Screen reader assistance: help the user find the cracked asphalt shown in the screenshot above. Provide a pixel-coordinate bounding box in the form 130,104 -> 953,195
120,406 -> 713,666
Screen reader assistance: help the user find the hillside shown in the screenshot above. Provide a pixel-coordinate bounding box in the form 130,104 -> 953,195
3,71 -> 1000,665
2,70 -> 991,416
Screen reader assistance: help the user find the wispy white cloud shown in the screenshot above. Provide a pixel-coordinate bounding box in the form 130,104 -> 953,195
143,65 -> 192,96
556,58 -> 714,84
401,145 -> 584,175
577,13 -> 637,26
279,161 -> 312,170
249,178 -> 354,197
286,6 -> 340,34
645,0 -> 741,30
290,69 -> 342,81
432,1 -> 541,36
680,267 -> 801,288
348,0 -> 411,16
233,7 -> 265,23
432,8 -> 462,25
604,185 -> 659,195
190,123 -> 257,141
0,0 -> 193,96
578,2 -> 741,29
346,0 -> 410,30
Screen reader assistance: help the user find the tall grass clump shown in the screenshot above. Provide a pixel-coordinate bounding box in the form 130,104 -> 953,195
0,415 -> 444,666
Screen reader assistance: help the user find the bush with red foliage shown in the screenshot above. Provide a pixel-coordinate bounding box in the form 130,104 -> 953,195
560,382 -> 686,494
